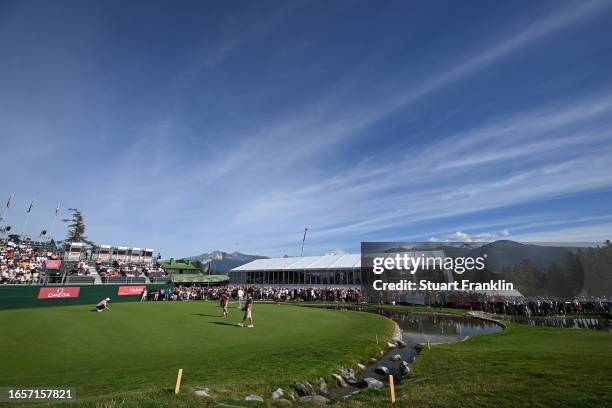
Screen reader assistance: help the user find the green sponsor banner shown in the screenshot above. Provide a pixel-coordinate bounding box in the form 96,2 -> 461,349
0,284 -> 173,310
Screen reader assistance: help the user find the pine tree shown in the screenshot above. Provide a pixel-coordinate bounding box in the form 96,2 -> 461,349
62,208 -> 86,242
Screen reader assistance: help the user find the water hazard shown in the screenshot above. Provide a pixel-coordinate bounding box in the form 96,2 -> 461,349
302,303 -> 609,399
305,304 -> 504,389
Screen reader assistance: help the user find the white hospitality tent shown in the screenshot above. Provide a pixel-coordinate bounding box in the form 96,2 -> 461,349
230,253 -> 362,287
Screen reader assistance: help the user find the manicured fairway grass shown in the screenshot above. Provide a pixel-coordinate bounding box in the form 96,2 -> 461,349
0,301 -> 393,406
354,322 -> 612,408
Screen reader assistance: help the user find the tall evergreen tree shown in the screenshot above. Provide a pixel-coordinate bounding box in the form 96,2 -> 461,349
62,208 -> 86,242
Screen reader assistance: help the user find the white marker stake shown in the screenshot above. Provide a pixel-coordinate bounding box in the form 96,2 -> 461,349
175,369 -> 183,395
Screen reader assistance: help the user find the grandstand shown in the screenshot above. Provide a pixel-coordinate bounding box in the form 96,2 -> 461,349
1,236 -> 170,286
0,236 -> 61,284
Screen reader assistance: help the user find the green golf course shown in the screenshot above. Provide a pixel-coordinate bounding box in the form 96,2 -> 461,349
0,301 -> 393,406
1,302 -> 611,407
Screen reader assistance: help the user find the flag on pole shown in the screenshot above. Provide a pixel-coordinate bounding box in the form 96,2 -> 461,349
55,203 -> 61,216
5,194 -> 11,208
27,200 -> 34,213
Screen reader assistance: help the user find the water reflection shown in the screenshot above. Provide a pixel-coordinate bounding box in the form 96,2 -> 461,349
386,311 -> 501,336
510,316 -> 611,331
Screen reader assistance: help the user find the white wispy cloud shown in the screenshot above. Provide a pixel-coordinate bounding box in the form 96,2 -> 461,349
3,0 -> 611,256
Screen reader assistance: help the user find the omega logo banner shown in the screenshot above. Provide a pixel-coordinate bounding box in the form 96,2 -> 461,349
117,286 -> 146,296
37,287 -> 81,299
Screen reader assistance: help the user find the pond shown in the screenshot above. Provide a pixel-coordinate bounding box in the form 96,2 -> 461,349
357,307 -> 503,382
304,304 -> 504,387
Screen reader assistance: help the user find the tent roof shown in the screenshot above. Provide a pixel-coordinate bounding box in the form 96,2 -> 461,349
231,254 -> 361,272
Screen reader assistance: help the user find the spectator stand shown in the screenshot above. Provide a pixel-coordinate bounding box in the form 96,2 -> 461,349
1,236 -> 60,285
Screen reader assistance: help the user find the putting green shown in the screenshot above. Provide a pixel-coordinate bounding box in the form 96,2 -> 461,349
0,301 -> 393,404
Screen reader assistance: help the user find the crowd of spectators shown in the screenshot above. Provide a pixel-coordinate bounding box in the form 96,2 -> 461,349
69,261 -> 90,276
378,289 -> 609,316
140,284 -> 609,317
0,237 -> 59,284
143,264 -> 167,278
94,260 -> 166,278
142,284 -> 364,302
478,294 -> 610,317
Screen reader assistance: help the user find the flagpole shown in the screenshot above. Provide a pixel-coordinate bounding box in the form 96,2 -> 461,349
21,198 -> 35,237
300,227 -> 308,257
47,202 -> 61,242
0,194 -> 12,232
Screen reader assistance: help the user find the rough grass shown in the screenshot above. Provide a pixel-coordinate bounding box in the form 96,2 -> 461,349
0,301 -> 393,407
352,322 -> 612,408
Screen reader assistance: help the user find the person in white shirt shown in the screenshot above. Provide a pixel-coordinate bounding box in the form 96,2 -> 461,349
237,288 -> 244,308
96,298 -> 111,312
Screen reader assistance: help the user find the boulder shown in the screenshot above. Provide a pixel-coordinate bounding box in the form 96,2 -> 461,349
291,381 -> 316,397
272,388 -> 284,400
194,388 -> 211,398
332,373 -> 348,388
369,358 -> 377,363
400,362 -> 411,377
339,368 -> 359,385
316,377 -> 328,394
245,394 -> 264,402
387,342 -> 397,348
357,363 -> 366,371
375,366 -> 390,376
391,354 -> 402,362
362,378 -> 384,389
298,395 -> 329,404
396,339 -> 407,348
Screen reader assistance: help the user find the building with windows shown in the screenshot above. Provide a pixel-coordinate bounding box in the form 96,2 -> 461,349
229,253 -> 361,287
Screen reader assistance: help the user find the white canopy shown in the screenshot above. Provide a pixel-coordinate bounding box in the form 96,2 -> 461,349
231,254 -> 361,272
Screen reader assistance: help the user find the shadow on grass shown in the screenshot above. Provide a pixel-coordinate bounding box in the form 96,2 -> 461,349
192,313 -> 221,318
209,322 -> 240,327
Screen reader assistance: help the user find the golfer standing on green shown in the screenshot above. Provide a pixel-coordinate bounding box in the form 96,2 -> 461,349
238,296 -> 254,327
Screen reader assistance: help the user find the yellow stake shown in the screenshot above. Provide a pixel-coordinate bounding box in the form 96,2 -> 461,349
175,369 -> 183,395
389,374 -> 396,403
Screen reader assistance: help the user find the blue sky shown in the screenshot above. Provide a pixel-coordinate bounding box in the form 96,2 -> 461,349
1,0 -> 612,258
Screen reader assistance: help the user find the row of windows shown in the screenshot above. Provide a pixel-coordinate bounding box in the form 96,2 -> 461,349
230,269 -> 361,285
